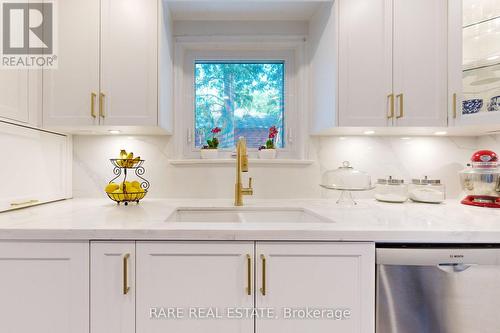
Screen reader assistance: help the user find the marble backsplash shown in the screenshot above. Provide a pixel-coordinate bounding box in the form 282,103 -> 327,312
73,134 -> 500,200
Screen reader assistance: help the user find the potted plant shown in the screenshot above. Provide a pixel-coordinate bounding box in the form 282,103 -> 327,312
258,126 -> 278,159
200,127 -> 221,159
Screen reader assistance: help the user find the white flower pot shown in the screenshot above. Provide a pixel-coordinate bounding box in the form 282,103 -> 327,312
200,149 -> 219,159
258,149 -> 277,159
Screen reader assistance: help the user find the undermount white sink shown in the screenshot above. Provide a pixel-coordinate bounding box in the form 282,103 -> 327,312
165,207 -> 333,223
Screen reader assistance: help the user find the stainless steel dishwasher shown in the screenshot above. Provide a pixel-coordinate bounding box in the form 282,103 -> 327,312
376,245 -> 500,333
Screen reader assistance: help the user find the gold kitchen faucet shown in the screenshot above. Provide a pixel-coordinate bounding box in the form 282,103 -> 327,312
234,137 -> 253,206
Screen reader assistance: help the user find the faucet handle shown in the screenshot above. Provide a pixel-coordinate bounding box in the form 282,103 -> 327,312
242,177 -> 254,196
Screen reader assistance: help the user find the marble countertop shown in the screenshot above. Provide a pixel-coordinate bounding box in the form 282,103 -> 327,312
0,198 -> 500,243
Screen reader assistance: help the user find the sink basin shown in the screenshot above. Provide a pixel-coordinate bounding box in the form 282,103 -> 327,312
165,207 -> 333,223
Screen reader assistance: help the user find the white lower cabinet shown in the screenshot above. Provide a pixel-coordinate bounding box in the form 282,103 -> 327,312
136,241 -> 255,333
128,241 -> 374,333
0,241 -> 89,333
91,241 -> 135,333
89,241 -> 374,332
255,242 -> 374,333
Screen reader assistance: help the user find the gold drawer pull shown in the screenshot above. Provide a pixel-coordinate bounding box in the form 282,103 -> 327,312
246,254 -> 252,296
123,253 -> 130,295
91,92 -> 97,118
260,254 -> 266,296
453,93 -> 457,119
387,93 -> 394,119
10,199 -> 39,207
396,93 -> 404,119
99,92 -> 106,118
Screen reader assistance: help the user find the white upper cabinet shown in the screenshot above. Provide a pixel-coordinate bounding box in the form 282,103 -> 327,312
0,69 -> 40,126
42,0 -> 100,127
448,0 -> 463,126
42,0 -> 168,134
0,71 -> 29,123
100,0 -> 157,126
0,241 -> 89,333
392,0 -> 447,127
449,0 -> 500,127
255,242 -> 374,333
338,0 -> 393,127
312,0 -> 449,131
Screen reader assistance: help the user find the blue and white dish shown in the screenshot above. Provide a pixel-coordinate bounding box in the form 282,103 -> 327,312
487,96 -> 500,112
462,99 -> 483,114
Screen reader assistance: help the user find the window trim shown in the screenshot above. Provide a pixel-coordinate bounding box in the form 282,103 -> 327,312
174,37 -> 307,160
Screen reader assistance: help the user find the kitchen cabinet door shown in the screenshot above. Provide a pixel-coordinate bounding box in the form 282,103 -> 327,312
255,242 -> 375,333
100,0 -> 157,126
392,0 -> 447,127
0,122 -> 71,212
136,241 -> 254,333
91,241 -> 135,333
42,0 -> 100,127
0,241 -> 89,333
447,0 -> 463,126
338,0 -> 393,127
0,70 -> 29,123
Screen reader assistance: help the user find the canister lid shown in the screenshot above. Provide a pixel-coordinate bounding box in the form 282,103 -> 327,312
411,176 -> 441,185
377,176 -> 405,185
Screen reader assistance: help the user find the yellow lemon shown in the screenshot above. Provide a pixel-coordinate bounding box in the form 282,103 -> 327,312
131,181 -> 141,189
137,187 -> 146,200
123,181 -> 133,192
105,183 -> 119,193
112,189 -> 125,201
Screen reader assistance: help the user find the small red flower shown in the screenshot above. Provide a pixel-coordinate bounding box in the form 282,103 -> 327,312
211,127 -> 221,134
268,126 -> 278,139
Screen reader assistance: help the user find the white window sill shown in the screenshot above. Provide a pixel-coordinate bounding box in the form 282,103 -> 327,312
169,159 -> 315,166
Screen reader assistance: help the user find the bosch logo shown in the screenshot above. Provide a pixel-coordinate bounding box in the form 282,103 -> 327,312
450,254 -> 464,258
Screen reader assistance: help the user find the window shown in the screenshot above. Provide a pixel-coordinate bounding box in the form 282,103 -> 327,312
176,41 -> 305,160
194,61 -> 285,149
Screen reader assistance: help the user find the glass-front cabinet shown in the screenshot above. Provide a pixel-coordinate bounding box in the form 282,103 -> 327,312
451,0 -> 500,126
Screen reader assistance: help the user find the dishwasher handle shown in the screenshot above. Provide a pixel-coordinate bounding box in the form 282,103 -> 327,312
437,263 -> 477,273
377,247 -> 500,266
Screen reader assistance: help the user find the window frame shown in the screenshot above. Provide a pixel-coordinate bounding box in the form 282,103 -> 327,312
174,37 -> 307,160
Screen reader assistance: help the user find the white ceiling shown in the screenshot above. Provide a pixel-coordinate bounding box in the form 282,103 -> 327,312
167,1 -> 326,21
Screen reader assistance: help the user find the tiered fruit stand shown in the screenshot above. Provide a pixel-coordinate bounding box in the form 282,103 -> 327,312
107,159 -> 150,205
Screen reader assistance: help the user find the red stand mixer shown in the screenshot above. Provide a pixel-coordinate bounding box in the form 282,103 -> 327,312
459,150 -> 500,208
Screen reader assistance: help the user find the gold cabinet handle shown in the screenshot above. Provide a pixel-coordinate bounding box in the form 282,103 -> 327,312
99,92 -> 106,118
246,254 -> 252,296
10,199 -> 39,207
123,253 -> 130,295
260,254 -> 266,296
387,93 -> 394,119
396,93 -> 404,119
453,93 -> 457,119
91,92 -> 97,118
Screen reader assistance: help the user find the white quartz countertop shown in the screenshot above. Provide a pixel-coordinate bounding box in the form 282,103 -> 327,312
0,198 -> 500,243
